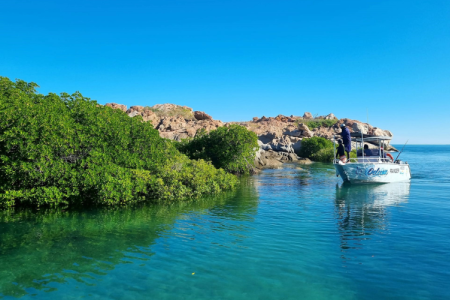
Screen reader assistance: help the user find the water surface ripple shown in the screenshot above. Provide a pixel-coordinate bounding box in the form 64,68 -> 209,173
1,145 -> 449,299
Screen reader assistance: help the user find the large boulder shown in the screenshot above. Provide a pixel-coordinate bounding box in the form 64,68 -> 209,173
105,103 -> 127,112
325,113 -> 338,120
194,111 -> 213,121
269,136 -> 294,153
372,127 -> 393,137
352,122 -> 369,135
298,123 -> 314,137
127,105 -> 145,113
254,150 -> 283,169
303,112 -> 313,119
258,130 -> 282,144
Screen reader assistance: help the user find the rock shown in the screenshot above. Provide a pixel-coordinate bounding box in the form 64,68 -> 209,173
283,129 -> 302,137
128,111 -> 141,118
384,144 -> 398,152
254,150 -> 283,169
324,113 -> 338,120
159,131 -> 175,140
372,127 -> 393,138
158,116 -> 187,131
105,103 -> 127,112
297,157 -> 313,165
297,123 -> 309,131
313,126 -> 337,140
298,123 -> 314,138
258,130 -> 282,144
352,122 -> 369,134
288,153 -> 299,161
127,105 -> 145,113
152,103 -> 193,113
303,112 -> 313,119
194,111 -> 213,121
269,135 -> 294,153
291,139 -> 302,154
253,117 -> 259,122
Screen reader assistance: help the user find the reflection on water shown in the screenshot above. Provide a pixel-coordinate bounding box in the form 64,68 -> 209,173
334,182 -> 410,256
1,147 -> 449,300
0,180 -> 259,298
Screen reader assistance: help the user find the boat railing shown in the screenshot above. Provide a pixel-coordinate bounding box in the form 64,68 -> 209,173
333,158 -> 394,164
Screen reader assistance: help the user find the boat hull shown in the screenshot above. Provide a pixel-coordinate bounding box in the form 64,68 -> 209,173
334,162 -> 411,183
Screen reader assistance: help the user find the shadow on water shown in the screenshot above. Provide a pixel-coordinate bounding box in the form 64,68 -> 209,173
0,178 -> 259,298
334,182 -> 411,257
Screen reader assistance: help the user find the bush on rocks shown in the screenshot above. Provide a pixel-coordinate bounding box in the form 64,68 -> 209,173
176,125 -> 259,175
300,137 -> 358,162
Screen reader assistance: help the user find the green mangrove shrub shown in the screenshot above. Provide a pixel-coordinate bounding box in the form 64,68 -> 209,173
299,136 -> 334,159
0,77 -> 238,208
300,137 -> 357,162
176,125 -> 259,175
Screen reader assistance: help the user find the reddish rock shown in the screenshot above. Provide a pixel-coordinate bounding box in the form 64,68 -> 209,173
105,103 -> 127,112
194,111 -> 213,121
127,106 -> 145,113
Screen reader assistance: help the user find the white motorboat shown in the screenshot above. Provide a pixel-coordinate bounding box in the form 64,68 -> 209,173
333,135 -> 411,183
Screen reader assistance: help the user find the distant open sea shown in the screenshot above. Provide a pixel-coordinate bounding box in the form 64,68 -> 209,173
1,145 -> 449,299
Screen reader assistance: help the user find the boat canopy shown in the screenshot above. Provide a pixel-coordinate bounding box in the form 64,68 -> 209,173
351,135 -> 392,142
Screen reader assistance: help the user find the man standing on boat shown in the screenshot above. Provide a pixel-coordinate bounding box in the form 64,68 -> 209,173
340,123 -> 351,160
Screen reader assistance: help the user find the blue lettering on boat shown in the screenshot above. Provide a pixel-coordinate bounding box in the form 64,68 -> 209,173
367,168 -> 388,176
354,167 -> 388,176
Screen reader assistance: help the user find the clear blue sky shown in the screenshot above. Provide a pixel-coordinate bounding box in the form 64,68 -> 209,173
1,0 -> 449,144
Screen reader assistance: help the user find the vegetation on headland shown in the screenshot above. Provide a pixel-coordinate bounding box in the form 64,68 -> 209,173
0,77 -> 243,208
176,125 -> 259,175
144,105 -> 196,120
300,136 -> 357,162
295,119 -> 337,129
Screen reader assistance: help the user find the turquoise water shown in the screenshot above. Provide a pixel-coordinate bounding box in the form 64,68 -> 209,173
1,145 -> 449,299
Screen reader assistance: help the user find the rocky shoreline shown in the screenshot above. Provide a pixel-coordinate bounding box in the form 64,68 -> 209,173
105,103 -> 396,170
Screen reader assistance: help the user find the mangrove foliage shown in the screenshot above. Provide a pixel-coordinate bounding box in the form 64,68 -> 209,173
0,77 -> 242,208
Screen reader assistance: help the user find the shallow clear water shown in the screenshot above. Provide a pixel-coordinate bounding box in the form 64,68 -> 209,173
1,145 -> 449,299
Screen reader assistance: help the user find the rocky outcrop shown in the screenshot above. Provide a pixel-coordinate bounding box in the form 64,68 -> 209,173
157,118 -> 224,141
104,102 -> 397,162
